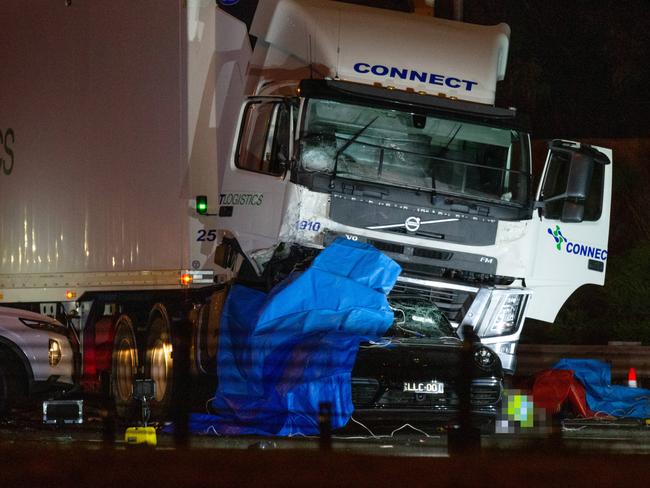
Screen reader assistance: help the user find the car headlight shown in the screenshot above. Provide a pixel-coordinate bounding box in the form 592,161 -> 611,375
483,294 -> 525,338
49,339 -> 62,367
473,346 -> 497,370
20,317 -> 68,337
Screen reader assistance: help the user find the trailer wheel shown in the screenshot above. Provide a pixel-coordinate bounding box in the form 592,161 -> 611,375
195,288 -> 227,375
110,315 -> 138,419
145,304 -> 174,419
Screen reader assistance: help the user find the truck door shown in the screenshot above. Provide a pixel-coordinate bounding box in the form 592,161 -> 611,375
527,140 -> 613,322
218,97 -> 295,269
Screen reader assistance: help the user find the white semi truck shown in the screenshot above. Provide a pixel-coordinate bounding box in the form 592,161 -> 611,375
0,0 -> 611,416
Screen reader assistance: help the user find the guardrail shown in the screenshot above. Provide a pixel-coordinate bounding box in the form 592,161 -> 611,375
516,344 -> 650,383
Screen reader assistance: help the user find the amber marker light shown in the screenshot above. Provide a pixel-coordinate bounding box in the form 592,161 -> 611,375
65,290 -> 76,300
181,273 -> 193,286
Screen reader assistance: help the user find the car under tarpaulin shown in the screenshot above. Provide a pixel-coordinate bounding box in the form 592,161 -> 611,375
546,359 -> 650,418
189,238 -> 401,435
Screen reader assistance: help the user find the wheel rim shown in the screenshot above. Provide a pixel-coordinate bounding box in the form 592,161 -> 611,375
115,338 -> 136,401
150,338 -> 172,402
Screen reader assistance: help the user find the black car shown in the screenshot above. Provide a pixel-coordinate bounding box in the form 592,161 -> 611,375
350,296 -> 503,431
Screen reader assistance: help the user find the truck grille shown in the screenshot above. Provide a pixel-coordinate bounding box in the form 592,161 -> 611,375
389,280 -> 475,324
367,239 -> 452,262
368,240 -> 404,254
412,248 -> 452,260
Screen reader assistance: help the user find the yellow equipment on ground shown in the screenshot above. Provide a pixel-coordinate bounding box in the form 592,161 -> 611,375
124,426 -> 157,446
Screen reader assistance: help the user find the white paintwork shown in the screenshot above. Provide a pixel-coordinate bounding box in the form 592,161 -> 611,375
250,0 -> 509,104
218,3 -> 613,336
245,181 -> 535,280
526,145 -> 613,322
0,0 -> 228,301
0,306 -> 74,385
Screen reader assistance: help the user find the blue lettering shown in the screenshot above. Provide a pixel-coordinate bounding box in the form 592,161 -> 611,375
429,73 -> 444,86
445,77 -> 462,88
462,80 -> 478,91
390,67 -> 408,79
409,70 -> 427,83
353,64 -> 479,92
354,62 -> 370,74
563,238 -> 608,262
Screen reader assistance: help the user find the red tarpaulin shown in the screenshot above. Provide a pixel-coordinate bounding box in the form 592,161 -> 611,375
532,369 -> 594,417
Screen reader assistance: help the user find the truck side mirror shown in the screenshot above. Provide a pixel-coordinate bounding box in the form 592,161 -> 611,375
561,152 -> 593,222
565,152 -> 593,200
560,200 -> 584,223
539,141 -> 608,223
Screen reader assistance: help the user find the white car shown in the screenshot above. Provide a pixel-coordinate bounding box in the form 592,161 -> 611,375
0,306 -> 75,414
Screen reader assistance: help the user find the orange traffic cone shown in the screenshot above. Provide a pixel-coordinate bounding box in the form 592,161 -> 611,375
628,368 -> 638,388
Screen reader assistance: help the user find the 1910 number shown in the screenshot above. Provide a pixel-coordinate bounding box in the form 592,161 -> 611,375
298,220 -> 321,232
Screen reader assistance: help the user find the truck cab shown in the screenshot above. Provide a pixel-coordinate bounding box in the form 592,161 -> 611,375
209,0 -> 612,372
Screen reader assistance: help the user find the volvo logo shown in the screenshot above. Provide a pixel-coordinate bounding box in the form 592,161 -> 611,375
405,216 -> 421,232
368,216 -> 459,231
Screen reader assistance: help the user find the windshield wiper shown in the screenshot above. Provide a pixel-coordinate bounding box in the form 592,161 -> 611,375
330,116 -> 378,187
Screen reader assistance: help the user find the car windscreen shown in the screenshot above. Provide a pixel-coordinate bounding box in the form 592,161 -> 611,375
387,297 -> 457,339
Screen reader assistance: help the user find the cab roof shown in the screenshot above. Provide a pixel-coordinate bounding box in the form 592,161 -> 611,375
251,0 -> 510,105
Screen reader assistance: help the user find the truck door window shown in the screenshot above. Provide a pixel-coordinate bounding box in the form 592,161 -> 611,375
542,150 -> 604,221
236,101 -> 287,176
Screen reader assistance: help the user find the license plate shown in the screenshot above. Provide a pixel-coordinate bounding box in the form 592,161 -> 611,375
403,381 -> 444,395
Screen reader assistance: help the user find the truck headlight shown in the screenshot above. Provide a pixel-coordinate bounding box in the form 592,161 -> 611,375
49,339 -> 62,367
483,294 -> 525,338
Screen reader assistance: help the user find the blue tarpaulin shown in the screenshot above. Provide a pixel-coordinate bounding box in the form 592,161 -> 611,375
554,359 -> 650,418
189,238 -> 401,435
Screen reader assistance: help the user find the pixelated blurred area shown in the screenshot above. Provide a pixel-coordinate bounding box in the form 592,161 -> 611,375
496,389 -> 549,434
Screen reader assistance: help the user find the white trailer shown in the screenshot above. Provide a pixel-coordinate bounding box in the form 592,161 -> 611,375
0,0 -> 237,416
0,0 -> 612,417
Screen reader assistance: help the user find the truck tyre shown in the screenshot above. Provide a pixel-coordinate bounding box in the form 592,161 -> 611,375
110,315 -> 139,419
195,288 -> 227,375
145,304 -> 174,419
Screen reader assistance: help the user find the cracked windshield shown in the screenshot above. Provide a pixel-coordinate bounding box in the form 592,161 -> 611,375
300,98 -> 530,205
388,298 -> 456,339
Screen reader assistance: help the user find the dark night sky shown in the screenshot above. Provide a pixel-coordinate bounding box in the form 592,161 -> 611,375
461,0 -> 650,139
331,0 -> 650,138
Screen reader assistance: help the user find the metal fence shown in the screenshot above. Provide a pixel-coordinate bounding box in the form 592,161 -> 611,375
516,344 -> 650,382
